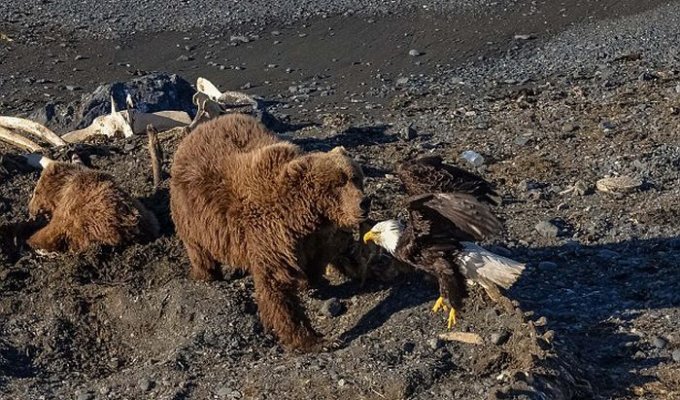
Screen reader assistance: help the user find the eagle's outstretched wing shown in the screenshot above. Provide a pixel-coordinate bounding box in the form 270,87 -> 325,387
406,192 -> 502,244
396,156 -> 500,206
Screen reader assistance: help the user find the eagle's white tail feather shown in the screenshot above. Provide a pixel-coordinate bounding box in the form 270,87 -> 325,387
458,242 -> 525,289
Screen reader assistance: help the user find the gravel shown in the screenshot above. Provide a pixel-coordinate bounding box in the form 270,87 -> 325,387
0,0 -> 521,39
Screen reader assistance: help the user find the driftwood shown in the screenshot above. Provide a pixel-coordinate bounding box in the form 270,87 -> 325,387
146,124 -> 163,191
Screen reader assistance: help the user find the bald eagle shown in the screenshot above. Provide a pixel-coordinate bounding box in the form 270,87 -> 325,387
363,156 -> 525,329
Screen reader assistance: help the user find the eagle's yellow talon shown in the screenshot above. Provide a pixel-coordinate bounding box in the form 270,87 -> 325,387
432,296 -> 447,313
447,308 -> 457,329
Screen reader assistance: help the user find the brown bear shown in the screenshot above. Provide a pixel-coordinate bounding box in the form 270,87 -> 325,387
169,113 -> 369,351
27,161 -> 160,253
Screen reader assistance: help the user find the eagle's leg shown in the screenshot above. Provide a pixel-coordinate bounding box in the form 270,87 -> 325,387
432,296 -> 457,329
432,296 -> 449,313
434,260 -> 466,330
447,308 -> 457,329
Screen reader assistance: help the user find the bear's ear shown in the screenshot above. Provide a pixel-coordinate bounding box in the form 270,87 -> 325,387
280,157 -> 309,183
330,146 -> 349,156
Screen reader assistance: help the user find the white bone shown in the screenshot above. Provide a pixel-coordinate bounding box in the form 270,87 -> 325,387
0,126 -> 45,152
125,93 -> 134,109
196,77 -> 224,101
0,116 -> 66,147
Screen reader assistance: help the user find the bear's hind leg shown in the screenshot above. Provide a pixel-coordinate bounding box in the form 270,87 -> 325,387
185,241 -> 221,281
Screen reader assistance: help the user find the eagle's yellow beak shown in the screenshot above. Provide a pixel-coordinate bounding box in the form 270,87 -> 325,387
363,230 -> 378,244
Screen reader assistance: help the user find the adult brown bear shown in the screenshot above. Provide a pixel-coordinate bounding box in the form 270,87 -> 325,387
169,113 -> 369,351
27,161 -> 160,253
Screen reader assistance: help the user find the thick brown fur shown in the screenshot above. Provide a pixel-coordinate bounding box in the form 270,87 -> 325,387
169,114 -> 368,351
27,162 -> 160,253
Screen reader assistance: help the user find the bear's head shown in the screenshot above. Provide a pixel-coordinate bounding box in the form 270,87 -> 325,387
28,162 -> 82,218
286,146 -> 370,229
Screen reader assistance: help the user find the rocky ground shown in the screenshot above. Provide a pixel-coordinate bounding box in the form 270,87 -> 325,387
1,0 -> 680,399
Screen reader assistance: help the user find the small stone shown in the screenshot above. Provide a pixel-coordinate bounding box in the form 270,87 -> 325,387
538,261 -> 558,271
65,85 -> 81,91
321,298 -> 344,317
535,221 -> 559,238
597,249 -> 620,260
240,82 -> 252,90
288,85 -> 298,93
652,336 -> 667,349
139,378 -> 154,392
461,150 -> 485,167
177,55 -> 193,61
514,34 -> 536,40
230,35 -> 250,43
672,349 -> 680,362
337,379 -> 346,387
534,316 -> 548,327
402,341 -> 415,353
184,45 -> 195,51
675,83 -> 680,94
427,338 -> 442,350
401,123 -> 417,140
77,392 -> 94,400
396,77 -> 409,85
514,136 -> 530,146
267,63 -> 278,69
216,385 -> 232,398
490,331 -> 510,345
562,123 -> 578,133
573,180 -> 590,196
517,179 -> 539,192
408,49 -> 421,57
74,54 -> 87,60
123,143 -> 136,152
271,31 -> 281,36
600,121 -> 616,130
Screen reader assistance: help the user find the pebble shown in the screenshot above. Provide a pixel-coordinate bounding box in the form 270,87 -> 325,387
652,336 -> 667,349
599,121 -> 616,131
597,249 -> 620,260
535,221 -> 559,238
562,123 -> 579,133
177,55 -> 193,61
74,54 -> 87,60
538,261 -> 558,271
123,143 -> 136,152
139,378 -> 153,392
396,77 -> 410,85
408,49 -> 421,57
461,150 -> 485,167
401,123 -> 417,140
490,331 -> 510,345
427,338 -> 442,350
320,298 -> 344,317
534,316 -> 548,327
216,385 -> 232,398
402,341 -> 415,353
65,85 -> 81,91
76,392 -> 94,400
672,349 -> 680,362
514,136 -> 530,146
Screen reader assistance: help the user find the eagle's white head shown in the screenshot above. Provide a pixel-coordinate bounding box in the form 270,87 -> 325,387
363,219 -> 404,254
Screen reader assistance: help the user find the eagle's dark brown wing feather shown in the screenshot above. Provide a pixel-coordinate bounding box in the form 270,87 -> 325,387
406,192 -> 502,242
396,156 -> 500,206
